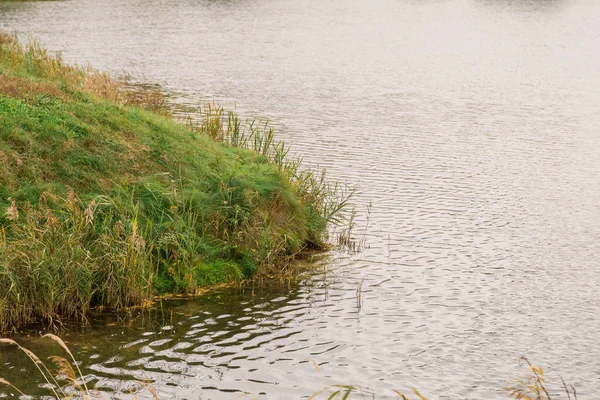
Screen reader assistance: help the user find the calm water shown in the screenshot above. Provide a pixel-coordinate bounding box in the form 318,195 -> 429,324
2,0 -> 600,398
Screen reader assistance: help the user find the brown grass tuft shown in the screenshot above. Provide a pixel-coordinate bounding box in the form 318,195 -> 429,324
0,31 -> 13,46
43,333 -> 91,394
0,74 -> 63,100
4,199 -> 18,222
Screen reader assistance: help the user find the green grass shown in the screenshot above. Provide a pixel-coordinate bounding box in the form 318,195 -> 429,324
0,32 -> 352,332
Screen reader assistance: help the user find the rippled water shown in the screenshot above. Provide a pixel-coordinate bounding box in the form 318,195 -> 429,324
2,0 -> 600,398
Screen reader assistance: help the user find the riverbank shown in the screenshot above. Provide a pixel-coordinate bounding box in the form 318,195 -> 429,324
0,33 -> 350,332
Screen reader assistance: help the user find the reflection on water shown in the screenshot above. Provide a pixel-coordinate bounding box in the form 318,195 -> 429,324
1,0 -> 600,398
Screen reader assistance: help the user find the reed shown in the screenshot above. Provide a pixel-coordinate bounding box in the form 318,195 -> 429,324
0,335 -> 158,399
504,357 -> 578,400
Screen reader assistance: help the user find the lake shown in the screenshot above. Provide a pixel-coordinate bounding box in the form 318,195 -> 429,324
1,0 -> 600,398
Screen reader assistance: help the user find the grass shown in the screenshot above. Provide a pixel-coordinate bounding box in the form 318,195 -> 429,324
0,32 -> 353,332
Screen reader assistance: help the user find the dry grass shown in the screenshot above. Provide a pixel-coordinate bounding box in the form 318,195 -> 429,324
0,74 -> 64,99
0,31 -> 12,46
505,357 -> 578,400
0,334 -> 158,399
0,32 -> 168,113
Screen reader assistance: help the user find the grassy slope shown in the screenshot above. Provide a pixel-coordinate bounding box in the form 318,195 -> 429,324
0,34 -> 347,331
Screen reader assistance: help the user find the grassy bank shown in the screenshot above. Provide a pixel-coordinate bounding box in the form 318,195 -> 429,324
0,32 -> 351,332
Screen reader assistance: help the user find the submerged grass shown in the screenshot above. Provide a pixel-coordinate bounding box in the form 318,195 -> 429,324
0,33 -> 353,332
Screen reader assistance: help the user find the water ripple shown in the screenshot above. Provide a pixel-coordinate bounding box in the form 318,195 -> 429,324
1,0 -> 600,398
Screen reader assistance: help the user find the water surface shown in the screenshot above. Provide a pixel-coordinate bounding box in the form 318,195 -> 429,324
1,0 -> 600,398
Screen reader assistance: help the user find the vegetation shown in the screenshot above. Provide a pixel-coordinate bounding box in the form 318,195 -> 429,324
0,32 -> 352,332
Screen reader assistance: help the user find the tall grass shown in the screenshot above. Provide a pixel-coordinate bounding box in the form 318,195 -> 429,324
0,33 -> 353,332
189,104 -> 355,244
